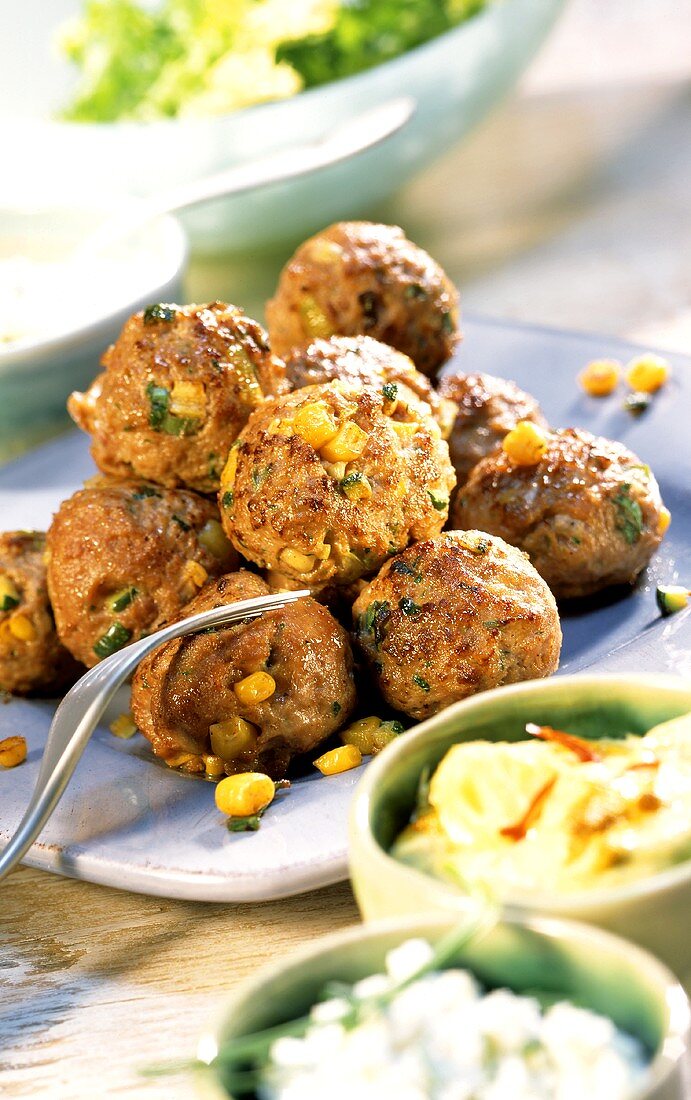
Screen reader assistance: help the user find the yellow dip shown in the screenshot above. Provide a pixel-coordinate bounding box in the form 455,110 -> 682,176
393,713 -> 691,898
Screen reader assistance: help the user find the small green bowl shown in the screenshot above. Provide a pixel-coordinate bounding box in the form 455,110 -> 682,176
197,913 -> 689,1100
349,674 -> 691,976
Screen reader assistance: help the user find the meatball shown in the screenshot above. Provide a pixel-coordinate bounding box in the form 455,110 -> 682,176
437,370 -> 548,486
131,572 -> 356,778
451,428 -> 666,599
266,222 -> 460,376
68,302 -> 287,494
46,479 -> 239,667
0,532 -> 81,695
283,335 -> 457,439
352,531 -> 561,721
219,381 -> 456,594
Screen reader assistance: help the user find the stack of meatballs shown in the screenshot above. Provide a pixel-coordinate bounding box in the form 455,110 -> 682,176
0,222 -> 668,782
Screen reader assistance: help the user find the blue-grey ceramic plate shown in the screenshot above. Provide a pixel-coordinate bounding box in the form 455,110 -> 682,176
1,316 -> 689,901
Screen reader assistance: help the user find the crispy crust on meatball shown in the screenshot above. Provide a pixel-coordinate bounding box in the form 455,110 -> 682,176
437,370 -> 548,486
266,222 -> 460,376
0,532 -> 81,695
46,479 -> 239,667
68,302 -> 287,493
451,428 -> 666,599
352,530 -> 561,720
283,335 -> 457,439
219,381 -> 456,593
130,571 -> 356,778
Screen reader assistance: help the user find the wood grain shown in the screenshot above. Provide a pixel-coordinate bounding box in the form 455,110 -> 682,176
0,865 -> 358,1097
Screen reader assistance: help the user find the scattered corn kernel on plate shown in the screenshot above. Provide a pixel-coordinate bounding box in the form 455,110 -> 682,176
1,316 -> 689,902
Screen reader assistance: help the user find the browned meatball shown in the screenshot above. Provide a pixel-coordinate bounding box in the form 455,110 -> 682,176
0,532 -> 81,695
284,335 -> 457,439
352,531 -> 561,721
68,302 -> 287,494
46,479 -> 239,667
131,572 -> 356,778
219,381 -> 456,594
451,428 -> 666,599
438,370 -> 548,486
266,222 -> 460,376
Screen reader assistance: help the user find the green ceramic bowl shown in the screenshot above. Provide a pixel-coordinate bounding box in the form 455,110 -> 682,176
197,913 -> 689,1100
349,674 -> 691,976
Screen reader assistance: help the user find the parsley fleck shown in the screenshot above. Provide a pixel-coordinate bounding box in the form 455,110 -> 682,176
398,596 -> 421,616
221,490 -> 235,509
613,484 -> 643,544
382,382 -> 398,403
412,673 -> 430,692
331,701 -> 342,716
428,490 -> 448,512
405,284 -> 428,300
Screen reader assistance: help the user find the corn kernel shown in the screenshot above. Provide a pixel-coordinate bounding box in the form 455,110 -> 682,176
0,574 -> 20,612
109,713 -> 137,739
299,295 -> 333,339
313,542 -> 332,561
215,772 -> 275,817
221,446 -> 239,491
8,614 -> 36,642
578,358 -> 621,396
308,239 -> 343,265
234,671 -> 276,705
166,751 -> 199,769
320,421 -> 368,463
203,753 -> 226,777
293,403 -> 339,450
340,717 -> 382,755
657,507 -> 671,536
170,380 -> 207,419
210,716 -> 258,762
198,519 -> 232,559
626,354 -> 670,393
502,421 -> 550,467
314,744 -> 362,775
0,735 -> 27,768
391,421 -> 418,444
340,472 -> 372,501
183,559 -> 208,589
280,547 -> 316,574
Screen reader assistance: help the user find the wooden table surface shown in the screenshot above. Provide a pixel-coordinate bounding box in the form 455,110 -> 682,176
2,1 -> 690,1095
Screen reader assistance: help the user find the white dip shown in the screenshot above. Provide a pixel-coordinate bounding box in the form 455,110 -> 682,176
259,938 -> 646,1100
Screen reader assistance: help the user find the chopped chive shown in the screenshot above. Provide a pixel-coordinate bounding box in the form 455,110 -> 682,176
172,514 -> 191,531
93,622 -> 132,659
428,491 -> 448,512
143,303 -> 176,324
0,594 -> 20,612
132,485 -> 160,500
146,382 -> 170,428
613,485 -> 643,544
221,490 -> 235,509
413,673 -> 430,692
382,382 -> 398,403
108,586 -> 138,613
398,596 -> 421,616
331,701 -> 342,716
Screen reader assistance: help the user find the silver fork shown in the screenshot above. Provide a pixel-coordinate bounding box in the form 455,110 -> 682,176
0,589 -> 310,882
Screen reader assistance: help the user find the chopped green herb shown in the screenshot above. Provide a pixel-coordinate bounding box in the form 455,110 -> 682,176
358,290 -> 379,325
381,382 -> 398,403
222,490 -> 235,509
398,596 -> 421,616
627,463 -> 651,478
363,600 -> 391,647
331,701 -> 342,716
624,392 -> 652,415
251,465 -> 273,490
339,472 -> 365,498
227,814 -> 262,832
171,514 -> 191,531
132,485 -> 160,500
441,311 -> 454,334
469,538 -> 489,555
613,484 -> 643,544
391,559 -> 421,582
412,673 -> 430,692
146,382 -> 170,428
405,284 -> 428,300
427,490 -> 448,512
0,593 -> 20,613
108,586 -> 138,613
143,303 -> 176,324
483,620 -> 502,629
93,622 -> 132,659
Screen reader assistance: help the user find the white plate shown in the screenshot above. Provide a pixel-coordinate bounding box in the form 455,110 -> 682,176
1,316 -> 690,901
